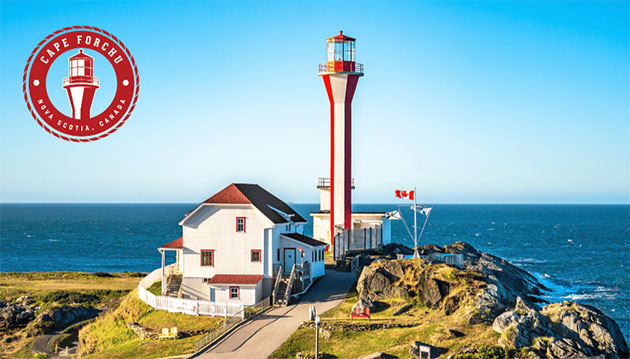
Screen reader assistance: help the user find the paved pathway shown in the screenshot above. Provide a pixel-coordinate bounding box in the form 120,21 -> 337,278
194,270 -> 355,359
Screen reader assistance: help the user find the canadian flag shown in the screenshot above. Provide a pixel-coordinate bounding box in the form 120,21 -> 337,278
395,190 -> 415,200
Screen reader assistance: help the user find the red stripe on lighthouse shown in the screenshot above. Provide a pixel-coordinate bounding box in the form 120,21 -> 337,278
322,75 -> 335,244
344,75 -> 360,230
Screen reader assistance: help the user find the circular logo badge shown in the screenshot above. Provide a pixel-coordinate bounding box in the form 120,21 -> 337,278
23,26 -> 139,142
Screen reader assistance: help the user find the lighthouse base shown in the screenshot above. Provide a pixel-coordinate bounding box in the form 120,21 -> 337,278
310,211 -> 392,251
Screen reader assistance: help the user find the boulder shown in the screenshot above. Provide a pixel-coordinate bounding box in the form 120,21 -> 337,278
492,310 -> 520,333
419,277 -> 448,308
352,297 -> 374,311
356,262 -> 409,301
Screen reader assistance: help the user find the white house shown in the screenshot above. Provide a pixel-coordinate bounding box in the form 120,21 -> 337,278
157,183 -> 327,306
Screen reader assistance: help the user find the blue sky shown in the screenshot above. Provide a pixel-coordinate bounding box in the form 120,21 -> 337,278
0,1 -> 628,204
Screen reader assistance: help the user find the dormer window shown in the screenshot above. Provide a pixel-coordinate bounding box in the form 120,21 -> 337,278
236,217 -> 246,232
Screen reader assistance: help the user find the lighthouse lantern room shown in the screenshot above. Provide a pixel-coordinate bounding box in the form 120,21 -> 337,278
63,49 -> 100,120
321,31 -> 362,73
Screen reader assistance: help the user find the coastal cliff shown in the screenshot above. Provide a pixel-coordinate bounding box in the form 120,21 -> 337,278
353,241 -> 628,358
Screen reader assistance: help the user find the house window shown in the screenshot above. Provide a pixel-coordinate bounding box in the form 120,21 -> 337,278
200,250 -> 214,266
229,286 -> 240,299
277,248 -> 280,261
320,249 -> 323,261
236,217 -> 246,232
251,249 -> 261,262
312,251 -> 315,262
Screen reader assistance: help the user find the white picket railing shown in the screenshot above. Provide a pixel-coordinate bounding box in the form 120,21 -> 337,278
137,268 -> 244,318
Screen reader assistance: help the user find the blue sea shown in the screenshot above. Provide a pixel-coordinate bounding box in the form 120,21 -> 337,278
0,203 -> 628,340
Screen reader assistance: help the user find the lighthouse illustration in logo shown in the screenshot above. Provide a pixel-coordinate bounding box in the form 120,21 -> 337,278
318,31 -> 363,238
62,49 -> 99,120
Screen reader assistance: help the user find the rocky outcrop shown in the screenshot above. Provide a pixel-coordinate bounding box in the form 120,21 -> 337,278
40,305 -> 99,331
355,242 -> 628,359
0,300 -> 36,331
491,297 -> 629,358
493,298 -> 629,358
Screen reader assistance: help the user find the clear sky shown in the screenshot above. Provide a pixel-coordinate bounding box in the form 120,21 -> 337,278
1,1 -> 628,204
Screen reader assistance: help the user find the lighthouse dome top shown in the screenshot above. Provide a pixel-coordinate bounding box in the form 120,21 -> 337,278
69,49 -> 93,60
327,30 -> 356,42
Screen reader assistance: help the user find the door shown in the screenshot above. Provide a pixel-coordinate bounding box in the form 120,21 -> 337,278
283,248 -> 296,274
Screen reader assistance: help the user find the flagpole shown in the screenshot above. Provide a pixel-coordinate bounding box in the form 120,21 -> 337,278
413,186 -> 418,258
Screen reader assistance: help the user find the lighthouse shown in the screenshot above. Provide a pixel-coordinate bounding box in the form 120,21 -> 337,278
318,31 -> 364,239
63,50 -> 99,120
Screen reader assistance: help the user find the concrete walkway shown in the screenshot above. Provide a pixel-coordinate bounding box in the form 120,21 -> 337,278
194,270 -> 355,359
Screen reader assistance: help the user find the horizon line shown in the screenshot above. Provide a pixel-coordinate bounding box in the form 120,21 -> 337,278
1,202 -> 628,206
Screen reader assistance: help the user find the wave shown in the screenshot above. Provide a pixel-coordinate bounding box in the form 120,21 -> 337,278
532,272 -> 618,303
509,257 -> 548,265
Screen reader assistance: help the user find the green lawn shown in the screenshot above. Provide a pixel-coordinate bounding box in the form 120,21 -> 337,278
82,336 -> 203,359
79,288 -> 226,359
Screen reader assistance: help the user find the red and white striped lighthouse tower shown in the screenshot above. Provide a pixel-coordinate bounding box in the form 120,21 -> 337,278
63,49 -> 99,120
318,31 -> 364,238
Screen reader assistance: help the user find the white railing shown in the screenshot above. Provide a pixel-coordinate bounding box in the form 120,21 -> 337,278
138,269 -> 244,318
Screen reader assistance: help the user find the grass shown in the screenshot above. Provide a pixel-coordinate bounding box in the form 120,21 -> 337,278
138,309 -> 225,332
78,288 -> 226,359
0,272 -> 142,301
147,281 -> 161,296
82,336 -> 203,359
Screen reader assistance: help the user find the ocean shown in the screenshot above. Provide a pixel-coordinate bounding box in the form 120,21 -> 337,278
0,203 -> 628,340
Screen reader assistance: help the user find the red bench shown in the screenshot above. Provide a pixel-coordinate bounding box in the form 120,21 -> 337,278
351,307 -> 370,320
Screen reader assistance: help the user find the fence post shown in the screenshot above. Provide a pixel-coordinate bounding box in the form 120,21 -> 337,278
240,303 -> 245,319
196,299 -> 200,316
363,230 -> 366,249
224,303 -> 227,318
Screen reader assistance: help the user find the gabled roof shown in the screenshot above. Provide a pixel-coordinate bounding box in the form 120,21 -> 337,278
160,237 -> 183,249
208,274 -> 263,285
281,233 -> 328,248
198,183 -> 306,224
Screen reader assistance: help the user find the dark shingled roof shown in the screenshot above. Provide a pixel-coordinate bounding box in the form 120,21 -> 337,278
281,233 -> 328,248
203,183 -> 306,224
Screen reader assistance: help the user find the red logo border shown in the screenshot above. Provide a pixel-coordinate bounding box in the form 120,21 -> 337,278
23,26 -> 140,142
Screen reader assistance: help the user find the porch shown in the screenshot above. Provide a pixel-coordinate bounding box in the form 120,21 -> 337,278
159,237 -> 183,297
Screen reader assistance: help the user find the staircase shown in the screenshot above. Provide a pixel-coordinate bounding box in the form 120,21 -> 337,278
273,265 -> 298,307
273,278 -> 289,306
165,274 -> 182,297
